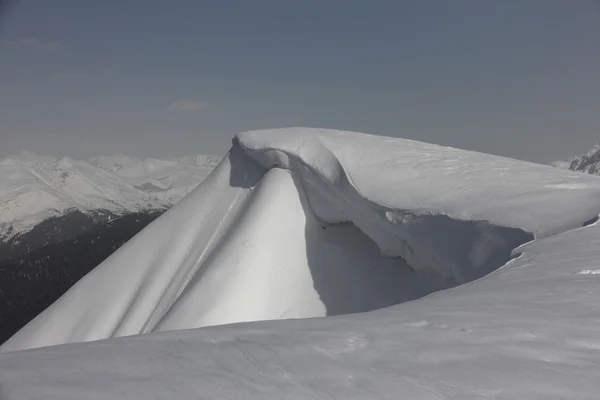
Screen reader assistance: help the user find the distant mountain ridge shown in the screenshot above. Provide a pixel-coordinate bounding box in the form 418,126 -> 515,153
0,152 -> 219,342
552,143 -> 600,175
0,151 -> 219,241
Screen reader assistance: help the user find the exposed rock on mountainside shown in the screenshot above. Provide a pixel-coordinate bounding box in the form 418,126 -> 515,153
552,143 -> 600,175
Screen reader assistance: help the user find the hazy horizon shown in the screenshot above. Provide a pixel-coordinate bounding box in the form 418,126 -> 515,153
1,1 -> 599,163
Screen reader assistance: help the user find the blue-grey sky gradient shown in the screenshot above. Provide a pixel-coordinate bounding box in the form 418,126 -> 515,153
1,0 -> 599,162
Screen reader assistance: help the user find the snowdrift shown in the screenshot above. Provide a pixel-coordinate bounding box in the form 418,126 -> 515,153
3,128 -> 600,356
3,128 -> 600,398
4,221 -> 600,399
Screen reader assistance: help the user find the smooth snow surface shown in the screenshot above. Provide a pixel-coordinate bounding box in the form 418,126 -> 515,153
0,152 -> 217,240
3,128 -> 600,398
4,202 -> 600,399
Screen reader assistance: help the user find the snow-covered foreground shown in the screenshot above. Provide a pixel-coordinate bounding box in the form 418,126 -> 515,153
2,212 -> 600,399
2,128 -> 600,398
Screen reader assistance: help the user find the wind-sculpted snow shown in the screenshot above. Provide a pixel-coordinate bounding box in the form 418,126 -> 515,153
235,133 -> 532,283
3,209 -> 600,399
3,128 -> 600,398
237,128 -> 600,237
4,128 -> 600,359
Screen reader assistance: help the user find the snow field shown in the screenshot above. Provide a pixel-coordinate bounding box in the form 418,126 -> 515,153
3,128 -> 600,398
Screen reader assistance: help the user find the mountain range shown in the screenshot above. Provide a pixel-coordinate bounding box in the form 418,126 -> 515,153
0,151 -> 218,344
0,151 -> 219,242
3,141 -> 596,249
552,143 -> 600,175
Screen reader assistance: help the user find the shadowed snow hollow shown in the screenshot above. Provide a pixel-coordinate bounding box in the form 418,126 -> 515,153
4,128 -> 600,353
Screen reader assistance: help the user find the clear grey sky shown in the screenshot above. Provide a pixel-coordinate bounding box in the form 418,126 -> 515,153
1,0 -> 599,162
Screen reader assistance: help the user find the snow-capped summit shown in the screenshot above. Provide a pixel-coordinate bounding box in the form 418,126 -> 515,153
87,154 -> 142,171
6,127 -> 600,349
4,128 -> 600,399
0,151 -> 57,168
90,153 -> 220,204
0,152 -> 218,240
552,143 -> 600,175
90,154 -> 221,171
173,154 -> 223,167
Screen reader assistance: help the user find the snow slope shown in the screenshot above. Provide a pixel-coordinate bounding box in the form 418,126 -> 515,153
2,128 -> 600,399
0,152 -> 217,240
3,221 -> 600,399
3,128 -> 600,398
3,128 -> 600,357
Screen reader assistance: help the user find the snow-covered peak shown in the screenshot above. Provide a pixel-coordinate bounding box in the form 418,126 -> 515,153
4,128 -> 600,398
88,154 -> 142,171
0,152 -> 219,240
173,154 -> 223,167
552,142 -> 600,175
6,127 -> 600,352
2,151 -> 58,168
55,156 -> 76,169
90,154 -> 221,171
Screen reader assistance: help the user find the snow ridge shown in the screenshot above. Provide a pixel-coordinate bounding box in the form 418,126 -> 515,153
5,129 -> 600,400
236,133 -> 531,283
4,128 -> 600,354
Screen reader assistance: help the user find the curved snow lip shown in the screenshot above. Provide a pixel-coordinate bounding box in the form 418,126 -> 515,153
234,133 -> 533,284
6,128 -> 600,355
